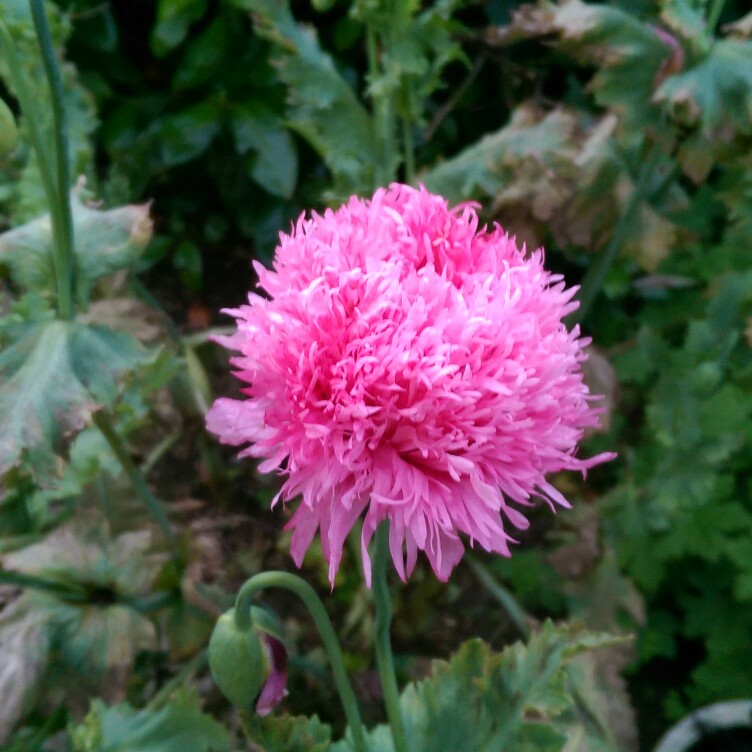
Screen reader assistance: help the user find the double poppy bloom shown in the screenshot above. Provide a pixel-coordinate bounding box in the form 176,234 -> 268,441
207,184 -> 613,586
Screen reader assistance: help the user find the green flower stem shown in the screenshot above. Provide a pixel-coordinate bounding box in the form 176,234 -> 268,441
29,0 -> 76,320
92,412 -> 177,549
234,572 -> 369,752
372,523 -> 408,752
570,145 -> 660,325
365,23 -> 397,185
707,0 -> 727,32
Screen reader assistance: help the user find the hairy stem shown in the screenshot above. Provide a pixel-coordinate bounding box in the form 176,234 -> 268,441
372,523 -> 408,752
235,572 -> 369,752
29,0 -> 76,320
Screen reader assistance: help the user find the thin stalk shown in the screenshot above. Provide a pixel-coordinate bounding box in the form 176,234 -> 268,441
365,21 -> 398,185
234,572 -> 369,752
371,523 -> 408,752
92,412 -> 177,548
466,555 -> 529,640
401,114 -> 415,185
0,568 -> 87,601
570,146 -> 659,325
707,0 -> 727,32
29,0 -> 76,320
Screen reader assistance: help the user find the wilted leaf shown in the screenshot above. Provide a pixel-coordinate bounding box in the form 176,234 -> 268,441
3,517 -> 164,596
0,320 -> 154,480
423,103 -> 681,266
71,689 -> 232,752
0,189 -> 153,304
236,0 -> 380,195
2,516 -> 164,698
78,297 -> 166,343
0,598 -> 52,743
488,0 -> 672,143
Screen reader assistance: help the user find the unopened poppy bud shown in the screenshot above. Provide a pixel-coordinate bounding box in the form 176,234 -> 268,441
0,99 -> 18,157
208,607 -> 288,714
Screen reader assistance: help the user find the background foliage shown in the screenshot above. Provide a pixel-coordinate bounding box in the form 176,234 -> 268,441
1,0 -> 751,750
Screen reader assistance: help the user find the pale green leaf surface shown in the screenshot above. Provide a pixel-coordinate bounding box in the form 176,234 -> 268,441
0,598 -> 52,744
0,191 -> 152,302
0,320 -> 154,479
2,516 -> 163,683
0,5 -> 97,221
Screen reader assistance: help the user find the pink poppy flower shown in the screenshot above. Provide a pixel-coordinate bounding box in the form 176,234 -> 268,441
207,184 -> 614,586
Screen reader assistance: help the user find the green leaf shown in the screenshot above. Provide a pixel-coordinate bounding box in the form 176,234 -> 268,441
655,39 -> 752,140
172,17 -> 227,90
151,0 -> 209,57
71,689 -> 232,752
0,4 -> 98,221
0,515 -> 166,720
351,0 -> 467,125
243,713 -> 332,752
231,102 -> 298,198
237,0 -> 379,195
0,320 -> 154,480
338,624 -> 625,752
0,190 -> 153,303
157,100 -> 222,168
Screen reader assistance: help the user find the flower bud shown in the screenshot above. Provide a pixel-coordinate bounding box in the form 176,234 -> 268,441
208,607 -> 288,713
0,99 -> 18,157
